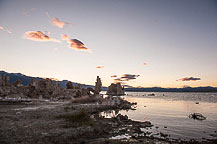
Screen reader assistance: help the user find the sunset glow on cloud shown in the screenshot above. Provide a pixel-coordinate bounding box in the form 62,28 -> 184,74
46,12 -> 69,28
67,39 -> 88,51
24,31 -> 60,43
176,77 -> 201,81
113,74 -> 140,84
51,17 -> 66,28
111,75 -> 117,78
96,66 -> 104,69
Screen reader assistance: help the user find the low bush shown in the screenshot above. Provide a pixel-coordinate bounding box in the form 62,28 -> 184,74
57,109 -> 95,127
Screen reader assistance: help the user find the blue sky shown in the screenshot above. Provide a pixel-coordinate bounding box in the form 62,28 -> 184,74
0,0 -> 217,87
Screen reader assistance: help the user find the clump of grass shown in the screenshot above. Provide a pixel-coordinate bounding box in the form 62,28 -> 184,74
71,96 -> 98,104
57,109 -> 95,127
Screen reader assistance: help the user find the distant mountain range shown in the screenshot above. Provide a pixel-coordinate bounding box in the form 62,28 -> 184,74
1,70 -> 217,92
0,70 -> 107,90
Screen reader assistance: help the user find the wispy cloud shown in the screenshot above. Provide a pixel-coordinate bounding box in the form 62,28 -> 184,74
67,39 -> 88,51
51,17 -> 66,28
96,66 -> 104,69
5,29 -> 12,34
121,74 -> 140,81
112,74 -> 140,84
61,34 -> 69,40
0,25 -> 12,34
176,77 -> 201,81
46,12 -> 69,28
24,31 -> 60,43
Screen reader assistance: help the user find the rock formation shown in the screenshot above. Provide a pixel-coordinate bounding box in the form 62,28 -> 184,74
29,78 -> 38,89
13,80 -> 22,87
66,81 -> 74,89
3,76 -> 10,86
106,83 -> 125,96
0,74 -> 96,100
95,76 -> 102,95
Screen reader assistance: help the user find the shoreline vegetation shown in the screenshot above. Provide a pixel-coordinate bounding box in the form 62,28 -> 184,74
0,72 -> 217,143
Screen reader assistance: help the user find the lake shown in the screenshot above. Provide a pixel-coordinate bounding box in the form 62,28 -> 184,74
101,92 -> 217,141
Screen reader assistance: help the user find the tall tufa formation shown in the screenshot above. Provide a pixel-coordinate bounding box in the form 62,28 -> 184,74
2,75 -> 10,87
95,76 -> 102,95
106,83 -> 125,96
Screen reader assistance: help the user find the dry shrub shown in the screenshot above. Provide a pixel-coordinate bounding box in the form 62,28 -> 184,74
57,109 -> 95,127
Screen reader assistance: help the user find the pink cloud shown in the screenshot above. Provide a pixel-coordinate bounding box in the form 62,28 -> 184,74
46,12 -> 70,28
51,17 -> 66,28
67,39 -> 88,51
96,66 -> 104,69
24,31 -> 60,43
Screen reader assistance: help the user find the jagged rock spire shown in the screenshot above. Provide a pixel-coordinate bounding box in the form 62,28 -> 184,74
95,76 -> 102,95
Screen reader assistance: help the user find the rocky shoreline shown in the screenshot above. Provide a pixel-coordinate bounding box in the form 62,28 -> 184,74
0,97 -> 152,144
1,97 -> 216,144
1,75 -> 217,144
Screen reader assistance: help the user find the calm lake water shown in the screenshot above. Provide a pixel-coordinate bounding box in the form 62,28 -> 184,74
101,92 -> 217,141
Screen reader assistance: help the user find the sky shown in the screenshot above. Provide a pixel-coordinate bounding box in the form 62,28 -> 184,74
0,0 -> 217,88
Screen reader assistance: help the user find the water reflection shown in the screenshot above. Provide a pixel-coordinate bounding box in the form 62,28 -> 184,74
101,92 -> 217,141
